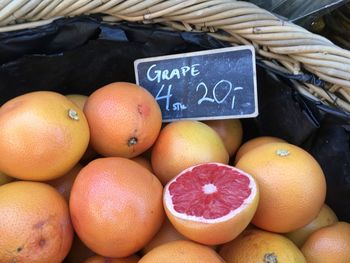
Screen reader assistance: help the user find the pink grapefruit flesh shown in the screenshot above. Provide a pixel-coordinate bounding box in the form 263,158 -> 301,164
164,162 -> 259,245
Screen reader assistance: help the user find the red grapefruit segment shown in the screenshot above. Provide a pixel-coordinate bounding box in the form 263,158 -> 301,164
164,163 -> 259,245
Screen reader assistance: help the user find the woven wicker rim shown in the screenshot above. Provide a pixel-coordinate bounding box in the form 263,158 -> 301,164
1,0 -> 350,113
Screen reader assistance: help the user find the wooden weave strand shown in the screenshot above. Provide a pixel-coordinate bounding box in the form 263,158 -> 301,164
0,0 -> 349,112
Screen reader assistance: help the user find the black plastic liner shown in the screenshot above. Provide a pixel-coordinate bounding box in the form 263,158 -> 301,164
0,16 -> 349,221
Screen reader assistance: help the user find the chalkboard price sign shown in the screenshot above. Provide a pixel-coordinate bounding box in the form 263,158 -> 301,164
134,46 -> 258,122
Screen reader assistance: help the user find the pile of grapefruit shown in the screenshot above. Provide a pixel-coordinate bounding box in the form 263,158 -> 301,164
0,81 -> 349,263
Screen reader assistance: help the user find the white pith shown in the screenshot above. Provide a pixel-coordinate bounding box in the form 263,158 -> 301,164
164,162 -> 257,224
203,183 -> 217,194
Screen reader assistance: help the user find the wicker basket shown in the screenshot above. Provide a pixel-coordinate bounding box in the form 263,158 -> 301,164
1,0 -> 350,114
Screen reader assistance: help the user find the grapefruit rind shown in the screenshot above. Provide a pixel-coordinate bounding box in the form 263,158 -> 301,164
164,162 -> 258,224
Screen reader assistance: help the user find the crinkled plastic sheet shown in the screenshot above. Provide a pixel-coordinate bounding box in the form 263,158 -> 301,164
247,0 -> 350,27
247,0 -> 350,21
0,16 -> 349,221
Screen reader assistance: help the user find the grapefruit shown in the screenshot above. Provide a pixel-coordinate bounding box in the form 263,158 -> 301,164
142,218 -> 188,254
236,142 -> 326,233
66,94 -> 88,109
0,181 -> 73,263
46,164 -> 83,202
83,82 -> 162,158
301,221 -> 350,263
151,121 -> 229,185
219,228 -> 306,263
66,94 -> 97,163
139,240 -> 225,263
0,91 -> 90,181
131,156 -> 153,173
285,203 -> 338,247
163,162 -> 259,245
83,254 -> 140,263
70,157 -> 164,257
203,119 -> 243,157
234,136 -> 285,164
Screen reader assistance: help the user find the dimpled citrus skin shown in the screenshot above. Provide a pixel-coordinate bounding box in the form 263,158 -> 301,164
285,204 -> 338,247
204,119 -> 243,157
70,157 -> 164,257
139,240 -> 225,263
131,156 -> 154,173
151,121 -> 229,185
46,164 -> 83,202
66,94 -> 97,163
0,91 -> 90,181
0,181 -> 73,263
141,218 -> 188,254
83,82 -> 162,158
66,94 -> 88,110
301,222 -> 350,263
219,228 -> 306,263
83,254 -> 140,263
234,136 -> 286,164
236,142 -> 327,233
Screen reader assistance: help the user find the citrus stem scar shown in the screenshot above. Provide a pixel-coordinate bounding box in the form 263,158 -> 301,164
264,253 -> 278,263
68,109 -> 79,121
202,183 -> 217,194
276,149 -> 289,157
128,137 -> 138,147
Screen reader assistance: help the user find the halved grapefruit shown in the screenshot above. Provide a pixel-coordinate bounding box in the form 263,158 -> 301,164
163,162 -> 259,245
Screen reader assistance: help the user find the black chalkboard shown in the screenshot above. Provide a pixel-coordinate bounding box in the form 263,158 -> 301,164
134,46 -> 258,122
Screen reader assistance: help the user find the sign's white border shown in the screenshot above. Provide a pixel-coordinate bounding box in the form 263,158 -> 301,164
134,45 -> 258,122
